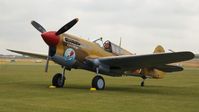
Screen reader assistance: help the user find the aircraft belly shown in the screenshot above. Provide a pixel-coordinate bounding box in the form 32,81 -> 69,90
141,68 -> 165,79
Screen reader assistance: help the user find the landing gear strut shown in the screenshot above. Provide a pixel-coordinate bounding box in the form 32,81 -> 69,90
91,67 -> 105,90
52,67 -> 66,88
141,75 -> 146,87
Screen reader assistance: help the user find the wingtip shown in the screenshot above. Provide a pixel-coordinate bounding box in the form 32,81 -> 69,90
191,52 -> 196,59
75,18 -> 79,22
31,20 -> 35,25
6,49 -> 12,51
7,49 -> 18,53
184,51 -> 195,59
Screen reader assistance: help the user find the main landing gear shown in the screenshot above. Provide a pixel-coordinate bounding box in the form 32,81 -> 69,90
91,67 -> 105,90
52,68 -> 66,88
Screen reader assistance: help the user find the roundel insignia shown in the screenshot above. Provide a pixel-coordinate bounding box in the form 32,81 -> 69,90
64,48 -> 76,65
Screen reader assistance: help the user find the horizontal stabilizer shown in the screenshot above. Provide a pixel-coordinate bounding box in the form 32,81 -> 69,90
155,65 -> 183,72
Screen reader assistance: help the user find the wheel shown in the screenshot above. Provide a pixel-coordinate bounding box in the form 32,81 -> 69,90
141,81 -> 144,87
52,73 -> 65,88
92,76 -> 105,90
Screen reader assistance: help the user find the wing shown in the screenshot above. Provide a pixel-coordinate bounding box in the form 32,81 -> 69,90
7,49 -> 47,59
92,51 -> 194,71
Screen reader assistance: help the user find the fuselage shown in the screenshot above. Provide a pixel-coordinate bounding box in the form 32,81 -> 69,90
50,33 -> 135,75
55,33 -> 133,62
51,33 -> 165,79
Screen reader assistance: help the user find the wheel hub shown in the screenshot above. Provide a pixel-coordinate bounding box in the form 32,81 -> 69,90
97,79 -> 104,89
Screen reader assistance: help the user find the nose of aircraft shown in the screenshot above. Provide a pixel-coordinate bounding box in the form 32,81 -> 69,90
41,31 -> 59,46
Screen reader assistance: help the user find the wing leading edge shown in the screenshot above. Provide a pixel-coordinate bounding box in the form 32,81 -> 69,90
7,49 -> 47,59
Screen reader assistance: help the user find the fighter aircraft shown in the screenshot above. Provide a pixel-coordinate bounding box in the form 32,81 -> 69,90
8,18 -> 195,90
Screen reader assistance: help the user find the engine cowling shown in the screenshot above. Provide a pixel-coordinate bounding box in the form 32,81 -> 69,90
51,48 -> 77,68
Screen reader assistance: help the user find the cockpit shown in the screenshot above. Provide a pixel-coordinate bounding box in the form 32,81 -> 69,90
103,40 -> 112,52
93,37 -> 132,55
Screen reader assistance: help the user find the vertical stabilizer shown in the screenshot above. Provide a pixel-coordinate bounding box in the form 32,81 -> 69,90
119,37 -> 122,47
153,45 -> 165,53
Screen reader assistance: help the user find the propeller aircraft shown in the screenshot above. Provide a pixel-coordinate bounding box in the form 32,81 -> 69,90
8,18 -> 195,90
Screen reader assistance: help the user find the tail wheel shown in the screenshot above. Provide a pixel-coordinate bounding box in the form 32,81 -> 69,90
92,76 -> 105,90
52,73 -> 65,88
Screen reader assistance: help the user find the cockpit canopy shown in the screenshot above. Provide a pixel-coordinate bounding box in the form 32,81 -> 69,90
93,37 -> 133,55
103,40 -> 132,55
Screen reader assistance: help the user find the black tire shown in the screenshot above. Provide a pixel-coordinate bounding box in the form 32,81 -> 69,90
92,76 -> 105,90
52,73 -> 65,88
141,81 -> 144,87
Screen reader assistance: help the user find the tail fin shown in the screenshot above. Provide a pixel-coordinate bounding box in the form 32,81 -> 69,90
153,45 -> 165,53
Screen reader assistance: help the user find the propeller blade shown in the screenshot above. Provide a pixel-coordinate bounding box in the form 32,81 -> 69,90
56,18 -> 79,35
31,21 -> 46,33
45,56 -> 50,72
45,47 -> 51,72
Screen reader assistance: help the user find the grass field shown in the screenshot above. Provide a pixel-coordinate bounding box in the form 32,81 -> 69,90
0,63 -> 199,112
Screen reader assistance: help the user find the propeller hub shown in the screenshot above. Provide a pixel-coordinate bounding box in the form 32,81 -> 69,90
41,31 -> 59,46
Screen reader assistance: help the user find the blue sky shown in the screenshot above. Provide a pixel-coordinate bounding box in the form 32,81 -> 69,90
0,0 -> 199,55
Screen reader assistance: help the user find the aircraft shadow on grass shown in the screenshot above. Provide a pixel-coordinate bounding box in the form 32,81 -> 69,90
13,81 -> 195,96
59,84 -> 193,96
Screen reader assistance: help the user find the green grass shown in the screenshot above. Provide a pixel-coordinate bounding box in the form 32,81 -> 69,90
0,63 -> 199,112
